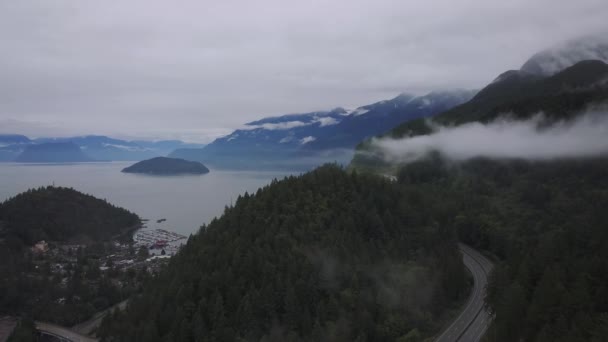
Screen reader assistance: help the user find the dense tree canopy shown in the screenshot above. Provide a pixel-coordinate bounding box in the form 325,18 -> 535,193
0,186 -> 142,326
0,186 -> 140,245
99,165 -> 468,342
395,154 -> 608,342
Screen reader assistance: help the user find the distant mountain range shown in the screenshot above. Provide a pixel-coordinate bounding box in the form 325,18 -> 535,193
0,135 -> 205,163
6,35 -> 605,168
15,142 -> 92,163
170,90 -> 476,170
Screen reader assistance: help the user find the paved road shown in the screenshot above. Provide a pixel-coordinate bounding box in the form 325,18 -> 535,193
71,300 -> 129,336
35,299 -> 128,341
435,244 -> 494,342
35,322 -> 98,342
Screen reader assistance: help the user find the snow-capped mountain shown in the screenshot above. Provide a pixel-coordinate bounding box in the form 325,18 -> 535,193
169,90 -> 476,169
521,34 -> 608,76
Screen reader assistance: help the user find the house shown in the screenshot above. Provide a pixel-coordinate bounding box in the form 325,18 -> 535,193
31,240 -> 49,254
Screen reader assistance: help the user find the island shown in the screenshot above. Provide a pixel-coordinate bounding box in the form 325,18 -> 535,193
121,156 -> 210,175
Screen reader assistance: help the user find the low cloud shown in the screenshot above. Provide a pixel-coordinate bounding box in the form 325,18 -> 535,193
372,111 -> 608,163
299,136 -> 317,145
316,116 -> 340,127
245,120 -> 309,131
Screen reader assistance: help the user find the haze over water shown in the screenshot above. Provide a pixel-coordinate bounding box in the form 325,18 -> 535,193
0,162 -> 291,236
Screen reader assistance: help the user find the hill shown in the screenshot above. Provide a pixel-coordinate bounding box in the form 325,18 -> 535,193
14,142 -> 93,163
122,157 -> 210,175
0,187 -> 142,327
0,186 -> 140,245
98,165 -> 468,341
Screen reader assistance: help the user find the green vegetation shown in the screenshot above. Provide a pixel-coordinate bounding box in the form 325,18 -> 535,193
98,165 -> 469,342
0,186 -> 140,245
7,318 -> 36,342
0,187 -> 144,326
394,154 -> 608,341
122,157 -> 210,175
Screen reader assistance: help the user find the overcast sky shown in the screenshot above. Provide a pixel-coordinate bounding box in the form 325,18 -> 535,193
1,1 -> 607,143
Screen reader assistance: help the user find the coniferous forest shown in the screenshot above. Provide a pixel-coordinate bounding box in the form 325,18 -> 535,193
395,154 -> 608,341
0,186 -> 143,326
98,165 -> 469,342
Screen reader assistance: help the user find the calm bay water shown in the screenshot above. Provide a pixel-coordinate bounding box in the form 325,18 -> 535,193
0,162 -> 293,236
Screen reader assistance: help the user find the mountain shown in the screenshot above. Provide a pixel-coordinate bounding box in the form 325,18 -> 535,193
169,90 -> 474,170
307,90 -> 476,150
0,134 -> 30,145
351,60 -> 608,172
122,157 -> 210,175
521,35 -> 608,76
14,142 -> 93,163
0,135 -> 205,162
98,165 -> 468,341
34,135 -> 158,161
0,135 -> 32,161
33,136 -> 206,161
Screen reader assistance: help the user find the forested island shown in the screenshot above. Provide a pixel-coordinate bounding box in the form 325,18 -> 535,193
122,157 -> 210,175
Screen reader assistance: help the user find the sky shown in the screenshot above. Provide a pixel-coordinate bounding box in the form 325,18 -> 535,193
1,1 -> 607,143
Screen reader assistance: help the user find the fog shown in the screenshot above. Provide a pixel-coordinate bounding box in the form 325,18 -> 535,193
372,111 -> 608,163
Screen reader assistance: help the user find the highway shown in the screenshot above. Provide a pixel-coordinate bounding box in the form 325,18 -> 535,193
71,300 -> 129,336
435,244 -> 494,342
35,322 -> 98,342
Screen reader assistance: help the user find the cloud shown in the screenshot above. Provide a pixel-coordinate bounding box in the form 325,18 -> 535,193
372,111 -> 608,163
299,136 -> 316,145
315,116 -> 340,127
246,120 -> 309,131
1,1 -> 608,141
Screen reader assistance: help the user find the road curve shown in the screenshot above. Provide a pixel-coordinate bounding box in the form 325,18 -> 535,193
71,299 -> 129,336
435,244 -> 494,342
36,322 -> 98,342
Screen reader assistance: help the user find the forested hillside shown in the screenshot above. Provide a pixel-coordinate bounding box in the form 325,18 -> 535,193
0,186 -> 140,245
0,187 -> 143,326
393,155 -> 608,341
98,165 -> 469,342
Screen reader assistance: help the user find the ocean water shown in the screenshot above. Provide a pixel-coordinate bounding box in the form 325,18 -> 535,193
0,162 -> 293,236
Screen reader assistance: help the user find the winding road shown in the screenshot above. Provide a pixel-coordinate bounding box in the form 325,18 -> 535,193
35,299 -> 128,341
435,244 -> 494,342
35,245 -> 493,342
35,322 -> 97,342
